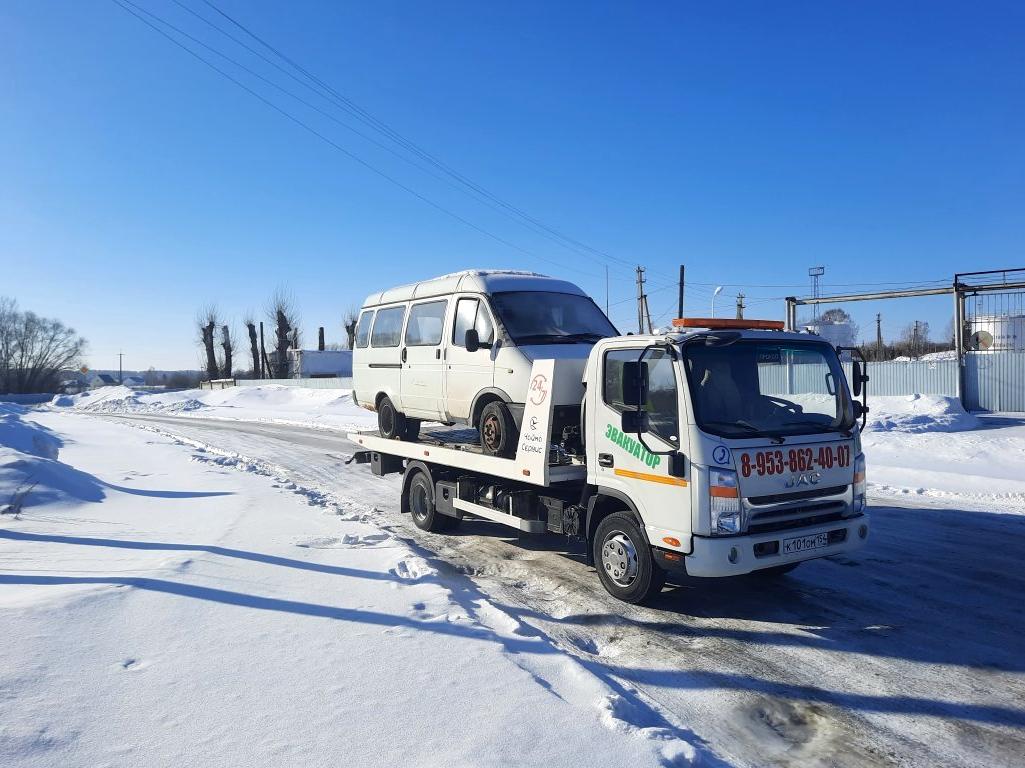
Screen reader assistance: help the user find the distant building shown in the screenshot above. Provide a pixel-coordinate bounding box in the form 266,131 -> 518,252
87,373 -> 145,388
286,349 -> 352,379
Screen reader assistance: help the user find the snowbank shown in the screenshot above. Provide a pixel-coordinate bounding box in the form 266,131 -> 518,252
865,394 -> 981,433
50,384 -> 377,431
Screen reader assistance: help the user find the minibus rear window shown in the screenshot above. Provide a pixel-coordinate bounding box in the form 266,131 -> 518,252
354,311 -> 374,348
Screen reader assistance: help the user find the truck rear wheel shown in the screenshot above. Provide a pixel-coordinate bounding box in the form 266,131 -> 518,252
378,396 -> 407,440
592,512 -> 665,604
479,401 -> 518,458
406,471 -> 456,533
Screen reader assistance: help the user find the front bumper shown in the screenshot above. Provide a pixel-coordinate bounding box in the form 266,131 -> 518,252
684,514 -> 869,577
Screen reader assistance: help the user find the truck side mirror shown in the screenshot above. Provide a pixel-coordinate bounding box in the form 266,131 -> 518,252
851,360 -> 869,397
464,329 -> 480,353
621,361 -> 647,408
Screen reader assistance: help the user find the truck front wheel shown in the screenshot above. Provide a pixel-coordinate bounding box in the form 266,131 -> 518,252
592,512 -> 665,604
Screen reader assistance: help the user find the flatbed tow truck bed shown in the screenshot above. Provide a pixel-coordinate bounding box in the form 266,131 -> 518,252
346,429 -> 586,486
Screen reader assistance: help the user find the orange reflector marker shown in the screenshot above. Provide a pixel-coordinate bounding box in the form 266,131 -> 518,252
853,471 -> 866,483
710,485 -> 739,498
663,551 -> 683,562
673,317 -> 785,331
522,469 -> 531,477
662,536 -> 681,547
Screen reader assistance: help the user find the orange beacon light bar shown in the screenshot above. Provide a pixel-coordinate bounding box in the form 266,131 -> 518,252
672,318 -> 786,331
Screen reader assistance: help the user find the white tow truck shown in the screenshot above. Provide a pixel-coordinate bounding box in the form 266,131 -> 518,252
349,318 -> 871,604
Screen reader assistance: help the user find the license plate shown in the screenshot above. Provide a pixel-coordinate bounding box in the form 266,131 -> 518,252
782,532 -> 829,554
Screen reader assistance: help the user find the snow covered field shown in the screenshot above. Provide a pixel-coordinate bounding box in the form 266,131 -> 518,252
3,386 -> 1025,766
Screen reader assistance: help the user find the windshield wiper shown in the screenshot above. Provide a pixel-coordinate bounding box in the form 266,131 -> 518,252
514,334 -> 577,344
561,332 -> 607,342
703,419 -> 787,444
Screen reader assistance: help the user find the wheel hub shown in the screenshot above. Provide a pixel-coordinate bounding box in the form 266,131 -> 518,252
410,482 -> 429,522
601,532 -> 638,587
482,414 -> 500,448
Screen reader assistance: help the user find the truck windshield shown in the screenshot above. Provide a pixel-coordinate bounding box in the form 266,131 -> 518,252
682,340 -> 855,438
490,291 -> 618,344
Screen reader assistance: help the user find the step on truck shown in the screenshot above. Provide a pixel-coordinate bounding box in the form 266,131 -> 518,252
349,318 -> 871,604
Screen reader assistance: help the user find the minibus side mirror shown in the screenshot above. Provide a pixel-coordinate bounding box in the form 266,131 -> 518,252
851,360 -> 869,397
465,329 -> 480,353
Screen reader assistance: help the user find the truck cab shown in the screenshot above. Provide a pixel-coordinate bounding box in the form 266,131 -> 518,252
583,320 -> 869,600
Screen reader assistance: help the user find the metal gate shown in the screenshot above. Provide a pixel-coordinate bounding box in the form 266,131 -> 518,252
960,272 -> 1025,412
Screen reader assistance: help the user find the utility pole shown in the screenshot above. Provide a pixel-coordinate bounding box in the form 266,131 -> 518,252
118,352 -> 123,385
875,313 -> 883,360
912,320 -> 920,358
677,264 -> 685,320
735,293 -> 745,320
635,266 -> 646,334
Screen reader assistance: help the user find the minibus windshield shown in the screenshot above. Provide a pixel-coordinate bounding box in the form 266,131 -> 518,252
490,292 -> 618,344
682,340 -> 855,438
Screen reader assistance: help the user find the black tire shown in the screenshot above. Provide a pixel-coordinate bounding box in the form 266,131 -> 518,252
406,471 -> 456,532
403,419 -> 421,441
479,401 -> 519,458
592,511 -> 665,604
377,396 -> 406,440
756,562 -> 802,577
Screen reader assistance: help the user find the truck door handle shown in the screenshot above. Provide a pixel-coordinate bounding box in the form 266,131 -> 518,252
401,347 -> 407,363
436,348 -> 441,359
598,453 -> 614,468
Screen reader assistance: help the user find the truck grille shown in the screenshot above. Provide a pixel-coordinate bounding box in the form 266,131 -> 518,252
747,485 -> 848,506
746,501 -> 847,534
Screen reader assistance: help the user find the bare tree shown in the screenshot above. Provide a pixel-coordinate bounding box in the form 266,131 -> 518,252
197,305 -> 219,380
0,298 -> 86,394
342,304 -> 360,350
267,288 -> 300,378
220,324 -> 235,378
899,320 -> 930,358
243,315 -> 261,378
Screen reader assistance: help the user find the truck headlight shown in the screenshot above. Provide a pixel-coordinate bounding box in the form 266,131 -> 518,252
852,454 -> 866,513
709,468 -> 742,535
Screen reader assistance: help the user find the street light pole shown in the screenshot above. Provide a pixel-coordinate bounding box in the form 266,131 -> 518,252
711,286 -> 724,318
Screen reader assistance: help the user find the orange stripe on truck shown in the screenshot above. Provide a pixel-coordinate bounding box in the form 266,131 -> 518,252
614,468 -> 688,487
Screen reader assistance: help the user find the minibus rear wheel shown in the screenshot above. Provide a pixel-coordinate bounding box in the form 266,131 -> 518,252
377,396 -> 407,440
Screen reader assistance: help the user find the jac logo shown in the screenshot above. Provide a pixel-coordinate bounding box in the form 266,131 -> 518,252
529,374 -> 549,405
784,472 -> 821,488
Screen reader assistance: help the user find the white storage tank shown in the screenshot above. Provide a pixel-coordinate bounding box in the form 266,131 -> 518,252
968,314 -> 1025,351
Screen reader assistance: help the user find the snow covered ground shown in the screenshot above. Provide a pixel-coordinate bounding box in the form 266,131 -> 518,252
4,387 -> 1025,766
51,385 -> 378,432
0,405 -> 704,767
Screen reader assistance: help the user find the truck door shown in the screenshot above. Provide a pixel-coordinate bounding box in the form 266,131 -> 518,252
400,299 -> 448,419
445,296 -> 496,421
590,346 -> 691,549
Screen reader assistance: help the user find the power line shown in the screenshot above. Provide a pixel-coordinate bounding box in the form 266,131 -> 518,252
110,0 -> 602,279
164,0 -> 636,279
183,0 -> 641,278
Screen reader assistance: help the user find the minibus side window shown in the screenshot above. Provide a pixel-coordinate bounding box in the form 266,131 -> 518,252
370,306 -> 406,348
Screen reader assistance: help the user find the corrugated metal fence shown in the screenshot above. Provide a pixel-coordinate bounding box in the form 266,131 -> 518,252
235,377 -> 352,390
965,352 -> 1025,412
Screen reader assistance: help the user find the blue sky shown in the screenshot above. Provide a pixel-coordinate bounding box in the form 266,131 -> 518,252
2,1 -> 1022,370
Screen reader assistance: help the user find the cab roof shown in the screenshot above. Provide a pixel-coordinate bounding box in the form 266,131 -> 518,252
361,270 -> 587,307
